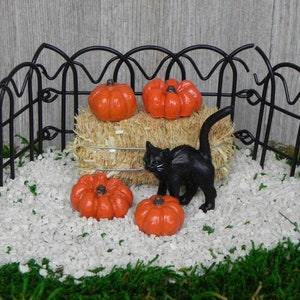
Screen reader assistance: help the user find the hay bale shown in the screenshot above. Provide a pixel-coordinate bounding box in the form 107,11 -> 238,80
69,106 -> 234,185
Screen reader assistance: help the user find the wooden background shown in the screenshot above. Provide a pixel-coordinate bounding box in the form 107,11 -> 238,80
0,0 -> 299,146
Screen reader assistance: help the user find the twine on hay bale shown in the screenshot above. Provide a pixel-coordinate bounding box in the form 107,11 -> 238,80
69,106 -> 234,186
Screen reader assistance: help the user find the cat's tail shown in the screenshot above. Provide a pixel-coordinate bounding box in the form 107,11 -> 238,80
199,106 -> 233,160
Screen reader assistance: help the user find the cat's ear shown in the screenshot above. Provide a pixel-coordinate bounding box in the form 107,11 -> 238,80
146,141 -> 154,149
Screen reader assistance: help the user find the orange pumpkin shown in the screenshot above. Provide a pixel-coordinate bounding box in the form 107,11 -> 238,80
134,195 -> 185,236
70,172 -> 133,220
142,78 -> 202,119
88,79 -> 137,122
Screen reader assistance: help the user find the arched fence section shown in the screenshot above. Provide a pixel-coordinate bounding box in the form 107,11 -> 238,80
1,44 -> 299,185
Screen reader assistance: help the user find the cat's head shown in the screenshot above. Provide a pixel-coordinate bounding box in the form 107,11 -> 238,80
143,141 -> 170,174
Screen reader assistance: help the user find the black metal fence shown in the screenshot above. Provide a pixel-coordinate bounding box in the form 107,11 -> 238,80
0,43 -> 299,185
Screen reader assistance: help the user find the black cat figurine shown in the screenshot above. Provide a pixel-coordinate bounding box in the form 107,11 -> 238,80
143,106 -> 232,213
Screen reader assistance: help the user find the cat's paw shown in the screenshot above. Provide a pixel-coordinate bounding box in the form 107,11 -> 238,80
199,202 -> 215,213
179,195 -> 191,205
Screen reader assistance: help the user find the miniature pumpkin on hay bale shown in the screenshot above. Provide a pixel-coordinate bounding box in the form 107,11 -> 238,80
88,79 -> 137,122
69,105 -> 234,186
142,78 -> 203,119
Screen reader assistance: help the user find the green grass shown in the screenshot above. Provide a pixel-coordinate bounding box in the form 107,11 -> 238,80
0,239 -> 299,299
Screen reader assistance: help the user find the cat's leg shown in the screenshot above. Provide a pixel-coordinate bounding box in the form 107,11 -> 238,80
167,179 -> 181,201
177,181 -> 187,203
179,182 -> 198,205
157,180 -> 167,195
199,185 -> 217,213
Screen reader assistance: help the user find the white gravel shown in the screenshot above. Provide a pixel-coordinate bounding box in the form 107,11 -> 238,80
0,145 -> 299,279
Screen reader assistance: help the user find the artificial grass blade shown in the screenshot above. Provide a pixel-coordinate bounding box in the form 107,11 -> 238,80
0,239 -> 299,299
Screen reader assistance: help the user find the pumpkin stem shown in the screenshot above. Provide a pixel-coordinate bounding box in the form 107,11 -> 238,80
96,185 -> 107,195
106,79 -> 115,86
166,86 -> 176,93
153,196 -> 164,206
